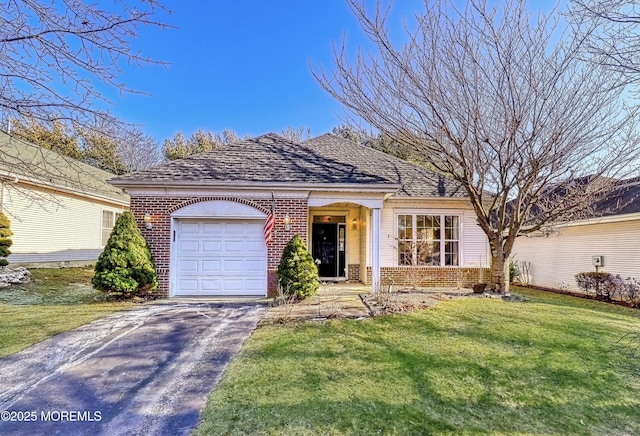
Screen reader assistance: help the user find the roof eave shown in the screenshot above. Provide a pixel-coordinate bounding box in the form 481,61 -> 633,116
0,171 -> 129,206
109,179 -> 402,194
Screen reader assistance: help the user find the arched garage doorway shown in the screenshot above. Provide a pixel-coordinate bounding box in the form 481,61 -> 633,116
169,200 -> 267,297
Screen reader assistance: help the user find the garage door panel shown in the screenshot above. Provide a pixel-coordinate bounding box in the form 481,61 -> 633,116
179,240 -> 199,252
245,241 -> 265,253
222,279 -> 244,292
246,279 -> 266,292
203,222 -> 223,234
246,259 -> 265,272
201,278 -> 221,290
178,259 -> 199,272
173,218 -> 267,296
224,222 -> 245,234
180,222 -> 200,233
177,279 -> 199,292
202,260 -> 221,272
246,222 -> 263,232
224,259 -> 244,272
202,241 -> 222,253
224,241 -> 245,253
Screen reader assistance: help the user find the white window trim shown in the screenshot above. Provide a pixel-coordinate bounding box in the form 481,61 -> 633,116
101,210 -> 122,246
395,211 -> 464,267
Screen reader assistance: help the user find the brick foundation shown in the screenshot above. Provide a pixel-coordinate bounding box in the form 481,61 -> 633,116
131,195 -> 308,297
366,266 -> 491,289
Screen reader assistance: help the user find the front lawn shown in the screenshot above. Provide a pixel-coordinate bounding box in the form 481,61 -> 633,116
0,267 -> 132,357
197,287 -> 640,435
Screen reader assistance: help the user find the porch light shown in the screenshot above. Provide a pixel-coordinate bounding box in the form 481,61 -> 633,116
283,213 -> 291,230
144,213 -> 152,230
352,218 -> 358,230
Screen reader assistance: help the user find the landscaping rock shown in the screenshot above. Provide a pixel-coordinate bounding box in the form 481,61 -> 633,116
0,266 -> 32,286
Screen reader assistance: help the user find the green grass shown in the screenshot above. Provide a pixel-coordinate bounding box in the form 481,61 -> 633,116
0,267 -> 132,357
196,287 -> 640,435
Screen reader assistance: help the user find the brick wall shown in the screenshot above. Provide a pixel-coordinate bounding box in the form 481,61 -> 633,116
348,264 -> 360,282
131,195 -> 308,297
366,266 -> 491,289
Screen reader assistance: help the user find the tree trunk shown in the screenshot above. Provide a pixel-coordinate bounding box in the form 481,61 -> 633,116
490,254 -> 510,294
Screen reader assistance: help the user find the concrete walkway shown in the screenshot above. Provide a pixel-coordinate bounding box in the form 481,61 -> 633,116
0,302 -> 266,436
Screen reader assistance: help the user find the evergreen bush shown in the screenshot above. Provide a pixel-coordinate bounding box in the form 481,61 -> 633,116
277,234 -> 319,299
93,211 -> 158,297
0,212 -> 13,267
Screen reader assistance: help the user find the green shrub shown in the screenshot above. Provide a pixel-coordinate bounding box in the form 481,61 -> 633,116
277,234 -> 319,299
93,211 -> 158,298
575,271 -> 623,301
0,212 -> 13,267
509,260 -> 520,283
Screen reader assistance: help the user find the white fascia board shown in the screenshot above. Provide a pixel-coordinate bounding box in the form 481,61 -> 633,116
110,180 -> 401,193
385,196 -> 473,208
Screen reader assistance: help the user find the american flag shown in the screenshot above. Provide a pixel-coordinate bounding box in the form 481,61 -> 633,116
264,205 -> 275,245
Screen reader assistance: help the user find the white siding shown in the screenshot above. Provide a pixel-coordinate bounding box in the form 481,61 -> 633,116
462,209 -> 490,267
5,184 -> 127,264
378,199 -> 489,268
513,219 -> 640,291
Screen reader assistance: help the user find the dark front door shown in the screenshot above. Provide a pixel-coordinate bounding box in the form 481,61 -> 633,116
312,223 -> 338,277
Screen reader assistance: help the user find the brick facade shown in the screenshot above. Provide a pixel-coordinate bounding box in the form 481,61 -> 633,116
366,266 -> 491,289
131,195 -> 308,297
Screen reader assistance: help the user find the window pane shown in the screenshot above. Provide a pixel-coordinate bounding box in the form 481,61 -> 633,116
101,229 -> 111,246
417,241 -> 440,266
417,215 -> 439,241
102,210 -> 113,228
398,215 -> 413,240
445,216 -> 459,240
445,241 -> 459,266
398,241 -> 413,265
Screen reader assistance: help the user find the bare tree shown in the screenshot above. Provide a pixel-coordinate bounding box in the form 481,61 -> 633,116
78,120 -> 161,174
279,126 -> 312,142
315,0 -> 640,291
569,0 -> 640,84
116,128 -> 162,173
0,0 -> 168,127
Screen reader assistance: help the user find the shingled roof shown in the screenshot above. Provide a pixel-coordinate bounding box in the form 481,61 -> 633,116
592,177 -> 640,217
111,133 -> 466,198
0,131 -> 128,204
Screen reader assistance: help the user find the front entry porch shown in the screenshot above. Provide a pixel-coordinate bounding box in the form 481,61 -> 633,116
308,197 -> 382,291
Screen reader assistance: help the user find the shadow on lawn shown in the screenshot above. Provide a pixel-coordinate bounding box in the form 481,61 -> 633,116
201,302 -> 640,435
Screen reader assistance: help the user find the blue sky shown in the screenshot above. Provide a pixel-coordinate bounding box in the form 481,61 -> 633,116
108,1 -> 423,143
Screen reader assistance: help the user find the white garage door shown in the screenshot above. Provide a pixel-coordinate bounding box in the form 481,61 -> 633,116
173,218 -> 267,296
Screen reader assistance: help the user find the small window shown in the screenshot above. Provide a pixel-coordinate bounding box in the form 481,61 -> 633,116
101,211 -> 121,246
397,214 -> 460,266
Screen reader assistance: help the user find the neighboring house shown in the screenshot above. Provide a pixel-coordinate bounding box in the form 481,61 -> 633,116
0,131 -> 129,266
513,178 -> 640,292
111,133 -> 490,297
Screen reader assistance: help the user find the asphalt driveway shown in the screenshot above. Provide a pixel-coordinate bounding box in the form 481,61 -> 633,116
0,302 -> 266,436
